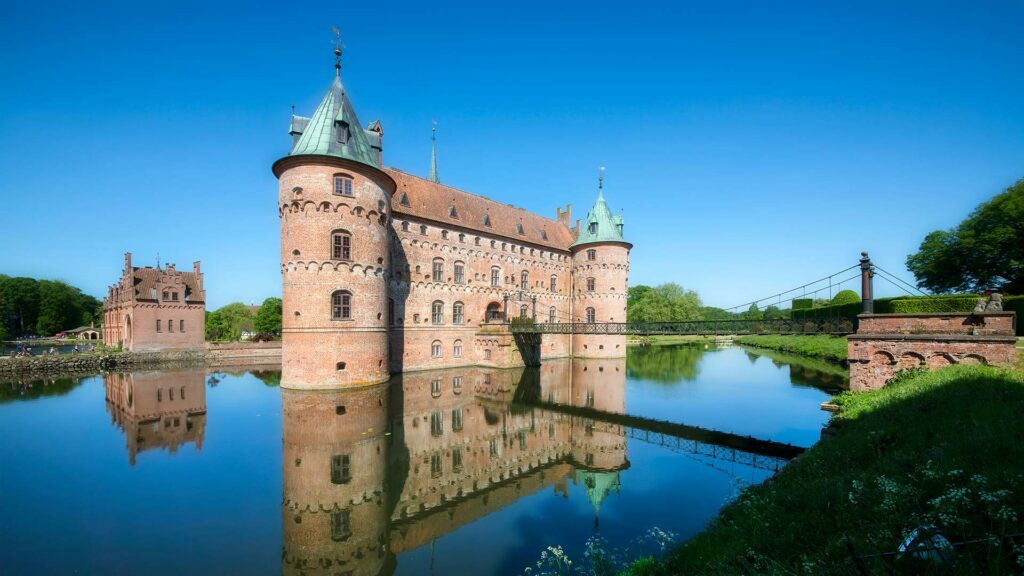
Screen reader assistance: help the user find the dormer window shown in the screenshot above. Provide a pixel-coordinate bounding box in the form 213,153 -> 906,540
449,206 -> 459,219
589,222 -> 598,234
399,192 -> 411,207
541,229 -> 548,240
336,121 -> 350,144
516,223 -> 524,235
483,214 -> 492,227
617,223 -> 624,235
334,175 -> 353,197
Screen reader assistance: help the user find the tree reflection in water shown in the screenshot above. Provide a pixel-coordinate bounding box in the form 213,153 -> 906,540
626,343 -> 712,383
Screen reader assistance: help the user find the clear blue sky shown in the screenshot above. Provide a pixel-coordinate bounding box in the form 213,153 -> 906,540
1,0 -> 1022,309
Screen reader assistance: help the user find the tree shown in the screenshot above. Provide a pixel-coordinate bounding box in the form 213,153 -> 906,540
907,179 -> 1024,294
701,307 -> 736,321
0,277 -> 40,335
253,297 -> 282,334
742,303 -> 763,320
626,283 -> 703,323
830,290 -> 860,306
205,302 -> 255,341
763,304 -> 788,320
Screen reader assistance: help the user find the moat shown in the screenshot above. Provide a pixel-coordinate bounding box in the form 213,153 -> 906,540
0,344 -> 839,575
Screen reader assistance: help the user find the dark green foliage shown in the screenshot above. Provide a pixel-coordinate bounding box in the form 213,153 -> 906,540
700,307 -> 735,321
792,298 -> 813,310
906,179 -> 1024,294
735,334 -> 848,363
0,276 -> 102,337
644,365 -> 1024,574
626,344 -> 709,383
627,283 -> 703,323
253,297 -> 282,334
762,304 -> 788,320
204,302 -> 255,341
830,289 -> 860,305
509,316 -> 535,326
742,303 -> 762,320
0,376 -> 85,403
888,295 -> 979,314
1004,295 -> 1024,335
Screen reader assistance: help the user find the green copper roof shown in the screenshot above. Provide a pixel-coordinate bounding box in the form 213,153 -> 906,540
579,470 -> 621,516
289,75 -> 379,168
570,189 -> 628,248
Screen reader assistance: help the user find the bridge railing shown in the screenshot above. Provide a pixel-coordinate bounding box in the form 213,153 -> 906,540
508,317 -> 857,336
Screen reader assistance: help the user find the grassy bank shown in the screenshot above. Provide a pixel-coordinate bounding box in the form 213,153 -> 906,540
734,334 -> 848,363
627,335 -> 722,346
626,365 -> 1024,575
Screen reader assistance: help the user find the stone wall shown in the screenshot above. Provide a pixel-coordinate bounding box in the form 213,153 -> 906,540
205,341 -> 282,366
848,312 -> 1017,391
0,350 -> 208,377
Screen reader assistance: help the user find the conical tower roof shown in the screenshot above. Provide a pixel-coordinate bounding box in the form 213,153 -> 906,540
579,470 -> 621,518
290,75 -> 380,168
570,189 -> 628,248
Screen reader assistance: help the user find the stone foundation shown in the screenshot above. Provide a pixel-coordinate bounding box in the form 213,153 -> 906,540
848,312 -> 1017,391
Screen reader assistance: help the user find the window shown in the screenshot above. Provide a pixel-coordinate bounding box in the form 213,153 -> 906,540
401,221 -> 409,232
431,411 -> 443,436
180,386 -> 185,400
520,271 -> 528,290
179,319 -> 185,332
420,224 -> 427,235
432,259 -> 444,282
172,292 -> 178,301
586,389 -> 595,408
431,379 -> 441,398
399,192 -> 411,207
378,200 -> 386,213
332,291 -> 352,320
490,438 -> 498,458
483,214 -> 492,227
484,349 -> 492,360
449,206 -> 459,219
516,223 -> 524,235
587,277 -> 596,292
331,510 -> 351,542
453,339 -> 463,357
454,262 -> 464,284
587,249 -> 597,261
168,319 -> 174,333
330,454 -> 351,484
518,430 -> 527,449
157,388 -> 162,402
452,408 -> 463,432
156,319 -> 161,333
491,267 -> 500,287
452,447 -> 463,471
459,233 -> 465,243
589,221 -> 598,234
332,230 -> 351,260
486,302 -> 501,322
333,175 -> 353,196
432,301 -> 444,325
430,452 -> 442,477
431,340 -> 442,358
453,303 -> 464,325
388,298 -> 395,325
586,307 -> 596,323
520,304 -> 528,318
490,240 -> 496,248
549,306 -> 556,323
474,237 -> 481,246
453,376 -> 463,393
336,121 -> 350,144
550,275 -> 557,292
441,230 -> 449,240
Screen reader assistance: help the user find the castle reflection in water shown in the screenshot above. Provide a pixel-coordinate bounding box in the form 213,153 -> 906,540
282,357 -> 627,576
98,358 -> 628,575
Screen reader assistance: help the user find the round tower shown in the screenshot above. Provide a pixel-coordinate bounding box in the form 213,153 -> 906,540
570,170 -> 631,358
273,54 -> 395,389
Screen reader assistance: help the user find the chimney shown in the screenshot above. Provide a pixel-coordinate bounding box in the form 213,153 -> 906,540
556,204 -> 573,228
124,252 -> 132,275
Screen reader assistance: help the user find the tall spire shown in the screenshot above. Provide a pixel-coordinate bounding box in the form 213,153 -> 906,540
429,120 -> 440,183
332,26 -> 342,77
597,166 -> 605,201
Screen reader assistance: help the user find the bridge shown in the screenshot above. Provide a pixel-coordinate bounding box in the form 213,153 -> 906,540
509,317 -> 857,336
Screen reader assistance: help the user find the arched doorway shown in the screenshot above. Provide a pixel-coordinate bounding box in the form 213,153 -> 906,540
124,315 -> 132,351
485,302 -> 502,323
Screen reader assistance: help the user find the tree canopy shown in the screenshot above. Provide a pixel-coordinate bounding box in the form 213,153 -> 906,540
205,303 -> 255,341
0,276 -> 102,338
627,283 -> 703,323
830,289 -> 860,305
253,297 -> 282,334
906,179 -> 1024,294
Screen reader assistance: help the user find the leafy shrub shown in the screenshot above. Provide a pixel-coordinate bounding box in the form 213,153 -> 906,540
510,316 -> 535,326
792,298 -> 813,310
1004,295 -> 1023,335
888,295 -> 979,314
830,289 -> 860,305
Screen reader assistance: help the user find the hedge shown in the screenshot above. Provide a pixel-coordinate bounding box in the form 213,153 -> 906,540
792,294 -> 981,319
792,298 -> 813,310
1005,295 -> 1023,336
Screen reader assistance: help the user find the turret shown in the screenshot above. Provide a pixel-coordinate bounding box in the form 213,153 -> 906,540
273,47 -> 395,389
569,169 -> 631,358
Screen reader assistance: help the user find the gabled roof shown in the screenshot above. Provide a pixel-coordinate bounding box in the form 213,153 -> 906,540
385,168 -> 576,251
131,267 -> 203,303
289,76 -> 379,168
569,190 -> 628,248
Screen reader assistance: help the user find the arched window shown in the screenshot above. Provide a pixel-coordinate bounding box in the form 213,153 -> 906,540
587,249 -> 597,261
432,258 -> 444,282
454,262 -> 465,284
453,301 -> 464,325
401,221 -> 409,232
431,340 -> 442,358
550,274 -> 557,292
332,230 -> 351,260
453,339 -> 463,357
458,233 -> 465,243
431,301 -> 444,325
330,454 -> 351,484
549,306 -> 556,323
520,271 -> 528,290
486,302 -> 501,322
520,304 -> 528,318
441,230 -> 449,240
587,277 -> 596,292
491,267 -> 500,287
332,291 -> 352,320
388,298 -> 395,326
585,307 -> 596,323
333,175 -> 353,196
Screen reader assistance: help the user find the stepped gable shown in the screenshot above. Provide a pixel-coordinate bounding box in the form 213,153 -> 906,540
131,267 -> 203,303
385,167 -> 575,251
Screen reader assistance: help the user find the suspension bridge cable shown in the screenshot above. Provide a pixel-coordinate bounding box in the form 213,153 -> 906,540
873,265 -> 929,296
723,264 -> 860,312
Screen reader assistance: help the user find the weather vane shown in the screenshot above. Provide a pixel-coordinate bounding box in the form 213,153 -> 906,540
598,166 -> 605,191
332,26 -> 343,75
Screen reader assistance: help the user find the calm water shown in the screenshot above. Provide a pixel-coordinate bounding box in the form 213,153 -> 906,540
0,345 -> 840,575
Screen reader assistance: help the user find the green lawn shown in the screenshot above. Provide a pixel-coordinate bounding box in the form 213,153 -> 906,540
734,334 -> 848,363
625,365 -> 1024,575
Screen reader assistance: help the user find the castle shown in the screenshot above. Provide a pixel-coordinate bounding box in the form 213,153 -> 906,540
274,51 -> 631,389
102,253 -> 206,352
